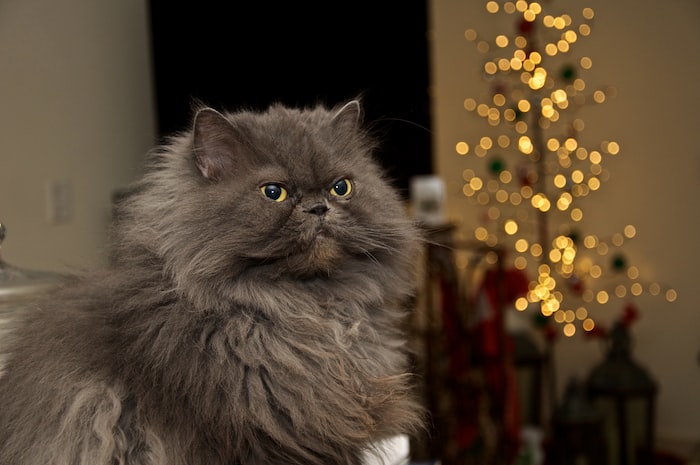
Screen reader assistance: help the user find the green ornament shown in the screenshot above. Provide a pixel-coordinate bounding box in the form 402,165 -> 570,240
533,313 -> 550,327
567,231 -> 580,246
489,157 -> 505,174
560,64 -> 577,82
514,106 -> 525,121
611,253 -> 627,271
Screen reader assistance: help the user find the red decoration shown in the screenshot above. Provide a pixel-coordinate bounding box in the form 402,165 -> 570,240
621,302 -> 640,327
518,18 -> 535,35
585,302 -> 641,339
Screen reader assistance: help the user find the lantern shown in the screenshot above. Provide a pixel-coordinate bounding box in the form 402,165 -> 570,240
586,322 -> 658,465
549,377 -> 607,464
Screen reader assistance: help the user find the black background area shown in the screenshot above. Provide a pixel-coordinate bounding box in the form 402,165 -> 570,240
147,1 -> 433,196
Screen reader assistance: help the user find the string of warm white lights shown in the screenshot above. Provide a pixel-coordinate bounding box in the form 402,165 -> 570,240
456,1 -> 676,337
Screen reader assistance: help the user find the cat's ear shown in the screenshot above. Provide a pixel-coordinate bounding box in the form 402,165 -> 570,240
192,108 -> 240,182
332,100 -> 363,127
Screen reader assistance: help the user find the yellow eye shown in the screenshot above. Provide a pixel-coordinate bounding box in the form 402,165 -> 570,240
330,178 -> 353,197
260,183 -> 288,202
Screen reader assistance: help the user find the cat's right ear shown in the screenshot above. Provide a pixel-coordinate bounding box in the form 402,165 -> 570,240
192,108 -> 239,182
332,100 -> 363,127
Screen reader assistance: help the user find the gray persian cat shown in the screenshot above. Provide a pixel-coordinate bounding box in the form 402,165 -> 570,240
0,100 -> 423,464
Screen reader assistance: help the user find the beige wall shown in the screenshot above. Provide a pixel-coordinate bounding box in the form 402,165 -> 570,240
429,0 -> 700,443
0,0 -> 155,272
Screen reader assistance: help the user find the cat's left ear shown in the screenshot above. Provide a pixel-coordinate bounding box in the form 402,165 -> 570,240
332,100 -> 363,127
192,108 -> 239,182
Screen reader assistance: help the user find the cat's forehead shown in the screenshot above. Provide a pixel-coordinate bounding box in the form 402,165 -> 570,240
235,107 -> 365,181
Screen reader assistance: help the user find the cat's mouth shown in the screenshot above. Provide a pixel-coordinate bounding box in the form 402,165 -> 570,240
286,224 -> 344,275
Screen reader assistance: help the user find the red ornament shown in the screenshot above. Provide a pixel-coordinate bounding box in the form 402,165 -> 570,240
543,323 -> 559,342
584,325 -> 608,339
518,18 -> 535,35
621,302 -> 640,327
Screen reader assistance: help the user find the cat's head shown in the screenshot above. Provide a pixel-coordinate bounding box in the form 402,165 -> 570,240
118,100 -> 419,309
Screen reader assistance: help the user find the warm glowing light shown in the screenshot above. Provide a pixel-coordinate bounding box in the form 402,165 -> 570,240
474,226 -> 488,241
582,318 -> 595,331
496,189 -> 509,203
596,290 -> 609,304
666,289 -> 677,302
607,141 -> 620,155
518,136 -> 534,154
554,309 -> 566,323
469,177 -> 483,190
496,35 -> 509,48
649,282 -> 661,296
571,170 -> 584,184
615,284 -> 627,298
612,233 -> 624,247
515,297 -> 529,311
515,238 -> 529,253
485,62 -> 498,74
553,174 -> 567,188
464,98 -> 477,111
550,249 -> 562,263
624,224 -> 637,238
593,90 -> 606,103
631,283 -> 643,296
518,99 -> 531,112
529,68 -> 547,90
582,7 -> 595,19
575,307 -> 588,320
627,266 -> 640,280
579,24 -> 591,36
552,89 -> 567,104
465,29 -> 478,41
563,323 -> 576,337
456,142 -> 469,155
480,136 -> 493,150
531,243 -> 543,257
504,220 -> 518,235
571,208 -> 583,221
545,43 -> 558,56
580,56 -> 593,69
486,1 -> 499,13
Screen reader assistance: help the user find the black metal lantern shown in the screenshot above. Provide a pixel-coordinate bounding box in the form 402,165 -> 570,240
549,377 -> 608,465
586,321 -> 658,465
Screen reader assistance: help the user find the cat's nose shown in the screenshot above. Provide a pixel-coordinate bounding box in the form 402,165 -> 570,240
303,203 -> 329,216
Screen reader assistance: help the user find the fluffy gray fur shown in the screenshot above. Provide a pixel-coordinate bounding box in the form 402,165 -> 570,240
0,100 -> 423,464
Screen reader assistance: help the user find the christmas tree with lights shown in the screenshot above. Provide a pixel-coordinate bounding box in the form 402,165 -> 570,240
455,1 -> 677,338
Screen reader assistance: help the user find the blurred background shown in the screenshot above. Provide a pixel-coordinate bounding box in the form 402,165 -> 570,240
0,0 -> 698,463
